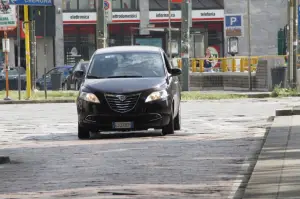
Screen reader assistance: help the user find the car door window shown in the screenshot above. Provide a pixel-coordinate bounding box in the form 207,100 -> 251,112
46,68 -> 58,78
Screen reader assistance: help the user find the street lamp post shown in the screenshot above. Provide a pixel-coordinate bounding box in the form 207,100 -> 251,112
247,0 -> 252,91
168,0 -> 172,61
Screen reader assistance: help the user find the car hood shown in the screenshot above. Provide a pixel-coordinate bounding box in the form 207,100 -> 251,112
83,77 -> 166,93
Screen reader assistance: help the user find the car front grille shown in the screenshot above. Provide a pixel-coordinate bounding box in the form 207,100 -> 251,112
104,93 -> 140,113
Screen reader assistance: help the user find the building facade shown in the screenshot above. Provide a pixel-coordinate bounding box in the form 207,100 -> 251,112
62,0 -> 224,64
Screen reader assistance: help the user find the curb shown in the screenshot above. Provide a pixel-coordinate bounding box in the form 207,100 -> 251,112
230,125 -> 272,199
276,106 -> 300,116
0,99 -> 75,105
0,156 -> 10,164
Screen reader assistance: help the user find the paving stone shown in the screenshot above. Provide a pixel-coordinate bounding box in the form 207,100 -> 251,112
0,98 -> 300,199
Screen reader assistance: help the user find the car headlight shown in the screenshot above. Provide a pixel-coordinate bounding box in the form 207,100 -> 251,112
79,92 -> 100,103
145,90 -> 168,103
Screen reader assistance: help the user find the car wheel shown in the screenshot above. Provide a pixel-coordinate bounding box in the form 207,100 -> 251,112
162,104 -> 175,135
174,103 -> 181,131
78,124 -> 90,139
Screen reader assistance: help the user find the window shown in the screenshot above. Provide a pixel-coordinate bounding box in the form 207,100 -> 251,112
63,0 -> 95,11
112,0 -> 138,10
79,0 -> 95,10
63,0 -> 77,10
87,52 -> 165,78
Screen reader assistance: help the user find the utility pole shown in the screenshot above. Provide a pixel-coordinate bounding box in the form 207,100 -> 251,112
24,5 -> 31,99
247,0 -> 252,91
168,0 -> 172,60
288,0 -> 294,87
292,0 -> 298,88
96,0 -> 108,49
17,5 -> 21,100
181,0 -> 191,91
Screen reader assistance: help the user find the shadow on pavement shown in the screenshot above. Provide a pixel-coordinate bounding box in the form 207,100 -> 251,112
21,131 -> 165,142
241,124 -> 300,199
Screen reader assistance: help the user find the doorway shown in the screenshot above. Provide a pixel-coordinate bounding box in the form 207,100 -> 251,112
190,28 -> 208,58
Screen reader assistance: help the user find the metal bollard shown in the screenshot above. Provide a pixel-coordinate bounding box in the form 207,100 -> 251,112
221,59 -> 227,72
232,58 -> 236,72
240,58 -> 245,72
177,59 -> 182,68
192,59 -> 197,72
199,60 -> 204,72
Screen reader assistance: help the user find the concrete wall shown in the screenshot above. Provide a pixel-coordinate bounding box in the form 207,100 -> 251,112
54,0 -> 65,66
189,73 -> 257,91
36,37 -> 54,78
224,0 -> 287,56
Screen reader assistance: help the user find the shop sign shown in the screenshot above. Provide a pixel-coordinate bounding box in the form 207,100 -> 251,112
63,12 -> 97,24
0,1 -> 17,31
112,12 -> 140,22
149,10 -> 224,22
62,10 -> 223,24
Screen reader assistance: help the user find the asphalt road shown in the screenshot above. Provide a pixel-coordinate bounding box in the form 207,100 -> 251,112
1,98 -> 300,199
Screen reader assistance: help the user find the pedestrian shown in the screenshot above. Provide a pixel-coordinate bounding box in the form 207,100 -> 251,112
204,48 -> 213,72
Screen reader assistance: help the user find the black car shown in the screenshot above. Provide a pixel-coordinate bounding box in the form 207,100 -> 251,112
75,46 -> 182,139
63,60 -> 89,90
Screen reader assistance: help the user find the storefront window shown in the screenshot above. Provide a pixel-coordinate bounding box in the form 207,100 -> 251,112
64,25 -> 96,64
112,0 -> 138,10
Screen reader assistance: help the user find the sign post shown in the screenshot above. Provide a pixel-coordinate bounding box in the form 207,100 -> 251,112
0,0 -> 17,100
181,0 -> 192,91
103,0 -> 112,48
2,32 -> 10,100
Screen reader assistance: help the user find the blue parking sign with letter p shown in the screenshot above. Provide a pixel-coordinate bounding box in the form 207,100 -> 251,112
225,15 -> 242,27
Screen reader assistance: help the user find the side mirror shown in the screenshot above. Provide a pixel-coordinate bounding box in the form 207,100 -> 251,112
170,68 -> 182,76
74,70 -> 84,78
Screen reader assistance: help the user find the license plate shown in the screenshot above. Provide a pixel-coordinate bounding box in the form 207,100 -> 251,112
112,122 -> 134,129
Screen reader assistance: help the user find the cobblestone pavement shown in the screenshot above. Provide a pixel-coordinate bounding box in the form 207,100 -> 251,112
0,98 -> 300,199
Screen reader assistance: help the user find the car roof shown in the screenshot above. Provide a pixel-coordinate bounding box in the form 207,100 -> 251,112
94,46 -> 163,55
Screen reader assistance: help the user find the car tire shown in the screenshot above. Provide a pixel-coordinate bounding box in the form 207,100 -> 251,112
78,124 -> 90,139
162,105 -> 175,135
174,104 -> 181,131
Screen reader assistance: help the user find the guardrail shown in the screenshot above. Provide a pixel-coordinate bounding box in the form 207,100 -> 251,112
175,55 -> 288,72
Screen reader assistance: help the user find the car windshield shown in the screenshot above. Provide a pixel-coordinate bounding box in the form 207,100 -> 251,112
86,52 -> 165,78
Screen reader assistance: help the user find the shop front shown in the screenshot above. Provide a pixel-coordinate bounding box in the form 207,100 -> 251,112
62,9 -> 224,63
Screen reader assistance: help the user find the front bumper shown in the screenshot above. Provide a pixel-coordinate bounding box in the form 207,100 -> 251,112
77,97 -> 172,131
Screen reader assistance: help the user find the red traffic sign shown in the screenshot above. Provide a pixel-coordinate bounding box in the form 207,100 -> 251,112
104,0 -> 110,10
171,0 -> 183,3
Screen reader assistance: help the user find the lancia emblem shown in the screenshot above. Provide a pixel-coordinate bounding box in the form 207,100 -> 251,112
116,95 -> 126,101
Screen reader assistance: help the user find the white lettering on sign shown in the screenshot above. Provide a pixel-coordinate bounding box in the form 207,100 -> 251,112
24,0 -> 52,3
230,17 -> 237,25
113,13 -> 138,19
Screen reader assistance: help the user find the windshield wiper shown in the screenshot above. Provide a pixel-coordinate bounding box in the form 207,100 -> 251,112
86,75 -> 103,79
106,75 -> 143,78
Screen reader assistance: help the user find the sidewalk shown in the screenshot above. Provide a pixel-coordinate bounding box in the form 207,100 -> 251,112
243,115 -> 300,198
